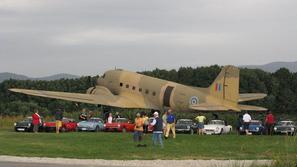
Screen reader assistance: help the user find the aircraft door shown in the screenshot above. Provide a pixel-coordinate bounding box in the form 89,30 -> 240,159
163,86 -> 174,107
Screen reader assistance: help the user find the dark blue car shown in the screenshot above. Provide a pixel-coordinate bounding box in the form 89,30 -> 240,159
239,120 -> 264,135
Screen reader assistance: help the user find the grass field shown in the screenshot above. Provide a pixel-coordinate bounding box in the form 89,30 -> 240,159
0,129 -> 296,161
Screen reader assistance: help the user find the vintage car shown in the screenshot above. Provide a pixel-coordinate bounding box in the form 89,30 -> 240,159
77,117 -> 105,132
104,118 -> 134,132
14,116 -> 44,132
239,120 -> 265,135
274,121 -> 296,136
43,117 -> 77,132
175,119 -> 197,134
204,120 -> 232,135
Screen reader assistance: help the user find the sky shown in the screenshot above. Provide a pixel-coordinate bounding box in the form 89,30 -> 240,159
0,0 -> 297,77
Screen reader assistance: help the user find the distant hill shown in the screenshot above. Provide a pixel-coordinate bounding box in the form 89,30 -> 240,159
240,61 -> 297,73
0,73 -> 80,83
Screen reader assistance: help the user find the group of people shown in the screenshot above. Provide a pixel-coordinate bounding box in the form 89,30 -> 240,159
131,108 -> 177,148
238,110 -> 275,135
31,108 -> 64,134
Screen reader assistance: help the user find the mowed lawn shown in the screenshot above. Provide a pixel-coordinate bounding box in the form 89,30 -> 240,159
0,129 -> 296,160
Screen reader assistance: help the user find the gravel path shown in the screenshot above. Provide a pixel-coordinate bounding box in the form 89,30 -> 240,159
0,156 -> 272,167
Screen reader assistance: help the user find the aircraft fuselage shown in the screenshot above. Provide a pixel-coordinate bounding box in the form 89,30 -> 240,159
96,69 -> 207,111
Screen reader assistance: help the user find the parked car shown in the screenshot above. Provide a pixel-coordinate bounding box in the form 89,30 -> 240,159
175,119 -> 197,135
104,118 -> 134,132
274,121 -> 296,136
14,116 -> 44,132
44,117 -> 77,132
204,120 -> 232,135
239,120 -> 264,135
77,117 -> 105,132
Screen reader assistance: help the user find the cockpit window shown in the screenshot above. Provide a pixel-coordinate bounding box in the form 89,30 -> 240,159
102,74 -> 106,78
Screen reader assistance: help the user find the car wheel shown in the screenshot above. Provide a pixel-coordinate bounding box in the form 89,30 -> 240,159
190,129 -> 194,135
95,126 -> 99,132
122,128 -> 127,133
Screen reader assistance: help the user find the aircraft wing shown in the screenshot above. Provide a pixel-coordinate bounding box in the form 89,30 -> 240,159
9,88 -> 153,109
239,93 -> 267,102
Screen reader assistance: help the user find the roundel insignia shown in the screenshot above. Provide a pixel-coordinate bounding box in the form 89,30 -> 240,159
189,96 -> 199,105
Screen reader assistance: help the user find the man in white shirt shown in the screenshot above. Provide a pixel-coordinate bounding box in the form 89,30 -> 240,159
107,113 -> 113,124
243,111 -> 252,135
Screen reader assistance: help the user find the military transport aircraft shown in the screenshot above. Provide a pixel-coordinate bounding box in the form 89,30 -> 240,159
9,65 -> 267,112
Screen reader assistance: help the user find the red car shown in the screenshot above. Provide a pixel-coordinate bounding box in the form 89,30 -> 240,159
104,118 -> 135,132
43,117 -> 77,132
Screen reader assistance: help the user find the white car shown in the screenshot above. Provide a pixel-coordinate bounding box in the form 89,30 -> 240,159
204,120 -> 232,135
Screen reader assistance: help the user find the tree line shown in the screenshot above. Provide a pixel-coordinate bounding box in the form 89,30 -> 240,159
0,65 -> 296,118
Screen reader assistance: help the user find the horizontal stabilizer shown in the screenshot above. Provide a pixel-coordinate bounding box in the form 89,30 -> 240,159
190,103 -> 232,111
239,93 -> 267,102
238,104 -> 267,111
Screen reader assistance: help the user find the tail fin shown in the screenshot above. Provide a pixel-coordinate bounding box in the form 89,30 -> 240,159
209,65 -> 239,103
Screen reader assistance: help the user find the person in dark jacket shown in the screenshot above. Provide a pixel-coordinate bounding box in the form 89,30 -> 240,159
150,111 -> 163,148
55,108 -> 63,134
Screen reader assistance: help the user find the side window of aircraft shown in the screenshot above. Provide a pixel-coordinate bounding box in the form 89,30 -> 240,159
132,86 -> 136,90
139,88 -> 142,92
120,83 -> 123,87
152,92 -> 156,96
126,84 -> 129,88
145,89 -> 149,94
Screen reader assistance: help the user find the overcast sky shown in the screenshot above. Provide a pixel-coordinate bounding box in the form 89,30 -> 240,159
0,0 -> 296,77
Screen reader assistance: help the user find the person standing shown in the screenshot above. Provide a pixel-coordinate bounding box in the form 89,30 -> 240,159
79,108 -> 87,121
32,109 -> 41,133
243,111 -> 252,135
162,110 -> 168,134
55,108 -> 63,134
150,112 -> 164,148
195,113 -> 206,135
107,113 -> 113,123
265,111 -> 275,135
142,112 -> 149,134
115,112 -> 121,119
134,113 -> 145,147
165,109 -> 176,139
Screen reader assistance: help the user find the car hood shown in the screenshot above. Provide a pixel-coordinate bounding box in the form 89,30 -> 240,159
78,121 -> 95,127
204,124 -> 224,129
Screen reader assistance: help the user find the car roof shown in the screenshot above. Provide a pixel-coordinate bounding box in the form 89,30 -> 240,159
177,119 -> 192,121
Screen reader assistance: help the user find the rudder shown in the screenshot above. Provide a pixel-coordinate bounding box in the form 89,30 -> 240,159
209,65 -> 239,103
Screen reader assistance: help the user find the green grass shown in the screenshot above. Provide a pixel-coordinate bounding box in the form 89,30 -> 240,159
0,129 -> 296,160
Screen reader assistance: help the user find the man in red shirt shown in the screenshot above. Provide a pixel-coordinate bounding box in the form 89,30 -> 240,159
32,109 -> 41,133
265,111 -> 275,135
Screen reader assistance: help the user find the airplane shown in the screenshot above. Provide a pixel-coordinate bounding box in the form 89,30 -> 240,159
9,65 -> 267,112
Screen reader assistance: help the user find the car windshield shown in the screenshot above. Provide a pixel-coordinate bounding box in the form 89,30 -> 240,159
250,121 -> 261,125
116,118 -> 128,123
23,118 -> 32,122
209,120 -> 224,125
276,121 -> 291,126
177,120 -> 193,124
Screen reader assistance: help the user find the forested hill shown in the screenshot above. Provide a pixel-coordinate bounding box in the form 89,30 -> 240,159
0,72 -> 79,83
0,65 -> 297,116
